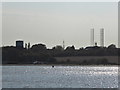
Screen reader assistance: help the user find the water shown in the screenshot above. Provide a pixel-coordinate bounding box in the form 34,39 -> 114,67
2,66 -> 118,88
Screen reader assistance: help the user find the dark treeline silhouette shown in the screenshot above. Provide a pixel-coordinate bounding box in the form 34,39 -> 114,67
1,43 -> 120,64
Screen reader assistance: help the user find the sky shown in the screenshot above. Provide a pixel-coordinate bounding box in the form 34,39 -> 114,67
2,2 -> 118,49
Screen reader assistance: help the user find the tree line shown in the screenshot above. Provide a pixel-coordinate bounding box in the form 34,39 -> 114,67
1,43 -> 119,64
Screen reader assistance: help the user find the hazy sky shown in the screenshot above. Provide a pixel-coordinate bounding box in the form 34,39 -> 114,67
2,2 -> 118,49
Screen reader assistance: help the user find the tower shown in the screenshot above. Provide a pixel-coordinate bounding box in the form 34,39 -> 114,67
100,28 -> 104,47
63,40 -> 65,50
91,28 -> 94,46
28,42 -> 30,49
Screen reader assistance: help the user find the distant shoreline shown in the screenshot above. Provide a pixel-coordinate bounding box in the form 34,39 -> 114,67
2,64 -> 119,66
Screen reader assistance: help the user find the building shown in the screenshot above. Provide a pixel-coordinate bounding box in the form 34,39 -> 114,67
16,40 -> 24,48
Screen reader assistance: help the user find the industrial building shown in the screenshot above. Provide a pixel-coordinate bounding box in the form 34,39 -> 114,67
16,40 -> 24,48
90,28 -> 104,47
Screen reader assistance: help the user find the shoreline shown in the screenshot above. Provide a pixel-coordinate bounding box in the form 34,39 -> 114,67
2,64 -> 119,67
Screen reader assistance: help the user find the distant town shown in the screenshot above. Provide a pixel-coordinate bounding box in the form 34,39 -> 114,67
1,39 -> 119,65
1,28 -> 119,65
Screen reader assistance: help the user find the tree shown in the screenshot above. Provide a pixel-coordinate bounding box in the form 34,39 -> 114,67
31,43 -> 47,52
108,44 -> 116,49
65,45 -> 75,51
52,45 -> 63,51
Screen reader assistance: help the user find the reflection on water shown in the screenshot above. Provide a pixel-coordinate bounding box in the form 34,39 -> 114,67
2,66 -> 118,88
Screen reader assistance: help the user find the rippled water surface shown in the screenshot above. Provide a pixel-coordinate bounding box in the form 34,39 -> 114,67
2,66 -> 118,88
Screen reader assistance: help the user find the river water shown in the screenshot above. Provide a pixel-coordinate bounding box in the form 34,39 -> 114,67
2,66 -> 118,88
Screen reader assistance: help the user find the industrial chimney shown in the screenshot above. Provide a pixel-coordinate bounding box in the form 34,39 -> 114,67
91,28 -> 94,46
100,28 -> 104,47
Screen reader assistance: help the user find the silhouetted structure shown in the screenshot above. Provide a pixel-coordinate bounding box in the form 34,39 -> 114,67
91,28 -> 94,46
25,43 -> 27,49
63,40 -> 65,50
16,40 -> 24,48
100,28 -> 104,47
28,42 -> 30,49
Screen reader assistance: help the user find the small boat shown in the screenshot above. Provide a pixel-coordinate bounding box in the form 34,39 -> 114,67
52,65 -> 54,68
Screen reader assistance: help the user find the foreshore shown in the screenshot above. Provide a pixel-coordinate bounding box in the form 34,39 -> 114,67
2,63 -> 119,66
